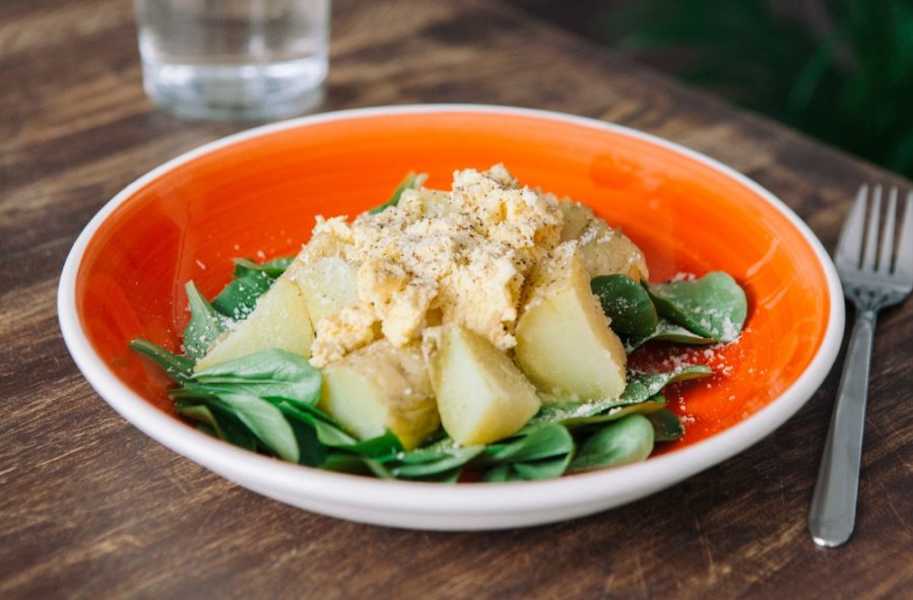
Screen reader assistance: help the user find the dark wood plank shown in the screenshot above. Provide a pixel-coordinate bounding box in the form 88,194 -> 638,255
1,1 -> 911,598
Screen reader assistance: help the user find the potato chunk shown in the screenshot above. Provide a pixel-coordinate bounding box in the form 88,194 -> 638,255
558,200 -> 594,241
425,325 -> 540,445
195,278 -> 314,372
516,249 -> 627,402
294,256 -> 360,325
559,201 -> 648,281
320,340 -> 438,450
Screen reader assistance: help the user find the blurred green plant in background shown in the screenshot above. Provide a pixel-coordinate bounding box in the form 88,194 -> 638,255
515,0 -> 913,177
621,0 -> 913,176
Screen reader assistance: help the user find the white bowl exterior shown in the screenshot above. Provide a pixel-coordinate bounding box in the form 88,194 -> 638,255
58,105 -> 845,531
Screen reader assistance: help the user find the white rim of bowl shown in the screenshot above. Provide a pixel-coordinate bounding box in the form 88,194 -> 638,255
58,104 -> 844,515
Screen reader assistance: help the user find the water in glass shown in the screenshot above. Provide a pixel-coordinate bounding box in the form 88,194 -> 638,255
136,0 -> 330,120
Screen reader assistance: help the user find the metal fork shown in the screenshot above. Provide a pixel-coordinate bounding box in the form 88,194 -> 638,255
809,185 -> 913,547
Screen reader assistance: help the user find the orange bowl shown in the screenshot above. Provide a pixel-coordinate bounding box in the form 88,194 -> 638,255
59,106 -> 843,529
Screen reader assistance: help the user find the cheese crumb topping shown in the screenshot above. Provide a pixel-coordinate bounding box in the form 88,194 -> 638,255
300,164 -> 643,368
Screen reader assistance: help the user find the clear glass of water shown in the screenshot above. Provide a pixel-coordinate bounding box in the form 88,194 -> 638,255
135,0 -> 330,121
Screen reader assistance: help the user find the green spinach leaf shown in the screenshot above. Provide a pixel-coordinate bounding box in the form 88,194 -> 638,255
647,272 -> 747,342
183,281 -> 228,360
234,256 -> 294,278
531,365 -> 711,427
129,338 -> 194,382
322,453 -> 394,479
483,423 -> 574,463
282,416 -> 327,467
181,349 -> 322,409
211,269 -> 273,320
175,402 -> 258,450
560,395 -> 667,427
627,319 -> 716,351
390,439 -> 485,479
480,423 -> 575,481
646,408 -> 685,442
179,396 -> 323,465
481,457 -> 571,482
591,274 -> 658,338
278,401 -> 403,457
619,365 -> 713,405
569,414 -> 655,472
213,393 -> 299,462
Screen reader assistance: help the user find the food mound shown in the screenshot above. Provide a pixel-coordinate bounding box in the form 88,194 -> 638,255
132,165 -> 747,482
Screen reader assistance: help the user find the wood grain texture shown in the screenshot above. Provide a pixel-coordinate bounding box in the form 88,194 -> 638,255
2,1 -> 912,598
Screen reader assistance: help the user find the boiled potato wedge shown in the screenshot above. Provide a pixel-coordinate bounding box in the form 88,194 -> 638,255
559,200 -> 594,242
195,278 -> 314,372
559,201 -> 648,281
320,340 -> 438,450
294,256 -> 359,326
426,325 -> 540,445
516,251 -> 627,402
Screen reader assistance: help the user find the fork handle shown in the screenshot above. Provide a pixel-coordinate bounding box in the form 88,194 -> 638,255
809,308 -> 876,547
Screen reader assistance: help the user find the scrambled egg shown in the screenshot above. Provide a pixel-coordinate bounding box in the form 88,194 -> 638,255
298,164 -> 645,368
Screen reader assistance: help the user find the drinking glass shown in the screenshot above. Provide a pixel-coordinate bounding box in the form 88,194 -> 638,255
135,0 -> 330,121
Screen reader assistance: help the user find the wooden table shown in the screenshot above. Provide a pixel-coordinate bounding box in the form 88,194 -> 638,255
2,1 -> 912,597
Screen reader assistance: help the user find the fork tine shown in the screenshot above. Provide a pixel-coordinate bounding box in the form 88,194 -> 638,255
877,187 -> 898,274
862,185 -> 882,271
897,191 -> 913,281
835,185 -> 868,269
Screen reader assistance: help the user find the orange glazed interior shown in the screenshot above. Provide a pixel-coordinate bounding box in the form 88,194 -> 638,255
75,110 -> 831,453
